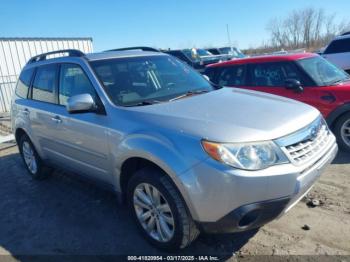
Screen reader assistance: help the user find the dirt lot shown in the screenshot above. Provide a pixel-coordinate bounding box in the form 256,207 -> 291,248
0,146 -> 349,261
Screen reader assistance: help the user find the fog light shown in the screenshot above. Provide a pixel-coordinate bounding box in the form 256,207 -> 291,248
238,209 -> 260,228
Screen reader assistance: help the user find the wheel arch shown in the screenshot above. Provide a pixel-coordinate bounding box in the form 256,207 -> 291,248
15,127 -> 29,144
113,131 -> 201,219
326,102 -> 350,128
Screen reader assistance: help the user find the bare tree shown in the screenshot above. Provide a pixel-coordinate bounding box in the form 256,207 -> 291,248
264,7 -> 350,52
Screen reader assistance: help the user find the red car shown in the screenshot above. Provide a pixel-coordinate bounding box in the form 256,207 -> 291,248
205,53 -> 350,151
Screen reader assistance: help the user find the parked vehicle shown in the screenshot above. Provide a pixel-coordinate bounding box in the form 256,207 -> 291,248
12,49 -> 337,250
322,34 -> 350,74
192,48 -> 228,61
205,53 -> 350,152
164,48 -> 222,72
207,47 -> 246,59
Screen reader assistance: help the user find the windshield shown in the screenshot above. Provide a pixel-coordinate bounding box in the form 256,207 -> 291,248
297,56 -> 349,86
196,49 -> 212,57
218,47 -> 231,55
219,47 -> 245,58
182,49 -> 212,61
90,55 -> 214,106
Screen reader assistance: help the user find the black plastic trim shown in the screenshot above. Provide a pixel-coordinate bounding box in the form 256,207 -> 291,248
105,46 -> 160,53
326,102 -> 350,127
197,197 -> 291,234
27,49 -> 85,64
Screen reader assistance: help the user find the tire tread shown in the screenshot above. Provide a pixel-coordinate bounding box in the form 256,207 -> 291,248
160,176 -> 200,249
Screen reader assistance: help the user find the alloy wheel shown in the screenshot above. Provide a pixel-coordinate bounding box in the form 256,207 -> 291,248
341,119 -> 350,147
22,141 -> 38,174
133,183 -> 175,242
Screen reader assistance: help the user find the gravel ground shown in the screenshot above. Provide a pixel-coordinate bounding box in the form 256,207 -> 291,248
0,146 -> 349,261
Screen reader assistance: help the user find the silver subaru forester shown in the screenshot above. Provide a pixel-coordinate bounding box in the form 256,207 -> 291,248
11,48 -> 338,250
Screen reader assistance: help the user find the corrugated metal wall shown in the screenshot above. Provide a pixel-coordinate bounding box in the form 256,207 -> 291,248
0,37 -> 93,113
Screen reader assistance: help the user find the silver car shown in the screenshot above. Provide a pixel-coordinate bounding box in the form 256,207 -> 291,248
11,49 -> 338,250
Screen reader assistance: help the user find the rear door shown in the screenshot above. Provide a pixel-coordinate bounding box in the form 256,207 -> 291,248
211,64 -> 248,88
28,63 -> 61,159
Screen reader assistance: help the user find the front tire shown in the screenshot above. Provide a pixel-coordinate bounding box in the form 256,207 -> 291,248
127,167 -> 199,250
333,112 -> 350,152
18,134 -> 51,180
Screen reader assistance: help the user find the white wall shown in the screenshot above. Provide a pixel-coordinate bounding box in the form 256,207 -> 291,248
0,38 -> 93,112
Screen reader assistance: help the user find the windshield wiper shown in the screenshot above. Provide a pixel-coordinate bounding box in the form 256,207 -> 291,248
124,100 -> 162,107
330,77 -> 350,85
169,90 -> 209,102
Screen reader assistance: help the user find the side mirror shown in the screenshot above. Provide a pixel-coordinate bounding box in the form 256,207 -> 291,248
66,94 -> 96,114
285,79 -> 303,93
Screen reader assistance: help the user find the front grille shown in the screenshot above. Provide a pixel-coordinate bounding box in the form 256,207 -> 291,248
276,117 -> 332,165
286,124 -> 330,164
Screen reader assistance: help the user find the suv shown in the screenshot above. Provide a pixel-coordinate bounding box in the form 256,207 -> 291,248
164,49 -> 222,72
207,47 -> 246,59
205,53 -> 350,152
322,34 -> 350,74
12,49 -> 337,250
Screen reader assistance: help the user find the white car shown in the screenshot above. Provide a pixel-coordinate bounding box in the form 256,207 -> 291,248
322,33 -> 350,74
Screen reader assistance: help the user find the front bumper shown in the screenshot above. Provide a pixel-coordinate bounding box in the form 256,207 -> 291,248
179,139 -> 338,233
198,196 -> 291,233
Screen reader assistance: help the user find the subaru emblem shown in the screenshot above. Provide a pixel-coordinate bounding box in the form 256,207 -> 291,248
309,126 -> 318,140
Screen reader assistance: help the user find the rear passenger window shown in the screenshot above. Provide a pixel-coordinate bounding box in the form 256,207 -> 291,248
16,68 -> 34,98
32,64 -> 57,103
217,65 -> 246,86
59,64 -> 96,106
324,39 -> 350,54
250,62 -> 302,87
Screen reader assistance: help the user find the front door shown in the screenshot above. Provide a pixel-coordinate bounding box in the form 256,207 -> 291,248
244,62 -> 334,117
48,63 -> 111,183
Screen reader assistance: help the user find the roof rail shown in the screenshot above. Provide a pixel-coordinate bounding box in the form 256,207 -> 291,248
105,46 -> 160,52
27,49 -> 85,64
341,31 -> 350,36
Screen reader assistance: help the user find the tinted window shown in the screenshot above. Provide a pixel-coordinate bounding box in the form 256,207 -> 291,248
32,64 -> 57,103
59,64 -> 96,106
90,55 -> 213,106
250,62 -> 302,87
216,65 -> 246,86
204,67 -> 217,82
324,39 -> 350,54
208,49 -> 220,55
16,68 -> 34,98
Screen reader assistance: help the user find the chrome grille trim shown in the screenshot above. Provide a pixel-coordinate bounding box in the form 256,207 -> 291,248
275,116 -> 332,166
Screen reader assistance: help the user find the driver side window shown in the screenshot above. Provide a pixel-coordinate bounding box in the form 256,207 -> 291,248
59,64 -> 96,106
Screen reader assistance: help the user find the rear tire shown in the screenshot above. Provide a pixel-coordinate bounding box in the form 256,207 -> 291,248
127,167 -> 199,250
333,112 -> 350,152
18,134 -> 51,180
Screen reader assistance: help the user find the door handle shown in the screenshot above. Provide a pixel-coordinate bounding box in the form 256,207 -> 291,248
51,116 -> 62,124
320,92 -> 336,103
23,108 -> 30,115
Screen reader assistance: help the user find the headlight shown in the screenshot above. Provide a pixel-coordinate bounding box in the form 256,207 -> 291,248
201,140 -> 289,170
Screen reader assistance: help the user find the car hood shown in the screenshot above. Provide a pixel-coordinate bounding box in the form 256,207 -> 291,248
128,88 -> 320,143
